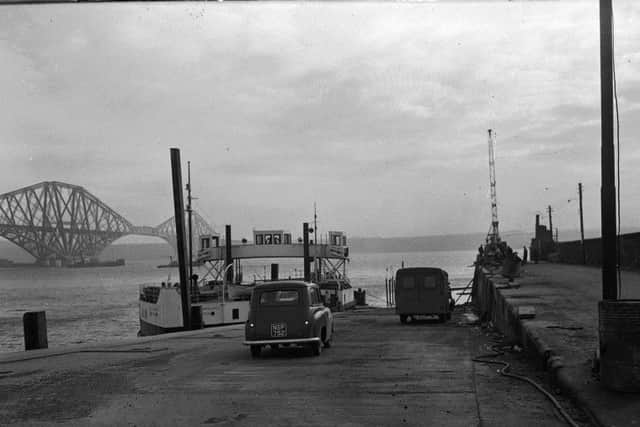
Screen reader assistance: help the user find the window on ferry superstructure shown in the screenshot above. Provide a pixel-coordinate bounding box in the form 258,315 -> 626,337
256,234 -> 264,245
265,234 -> 273,245
273,234 -> 281,245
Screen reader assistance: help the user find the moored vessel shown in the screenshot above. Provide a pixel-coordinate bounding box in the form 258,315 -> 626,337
138,227 -> 352,336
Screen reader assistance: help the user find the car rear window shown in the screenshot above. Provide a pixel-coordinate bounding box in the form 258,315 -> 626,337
259,290 -> 300,305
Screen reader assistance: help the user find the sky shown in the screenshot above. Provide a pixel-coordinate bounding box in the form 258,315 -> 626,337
1,1 -> 639,242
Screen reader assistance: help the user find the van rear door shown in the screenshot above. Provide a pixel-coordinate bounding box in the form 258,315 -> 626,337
396,273 -> 420,314
418,273 -> 444,314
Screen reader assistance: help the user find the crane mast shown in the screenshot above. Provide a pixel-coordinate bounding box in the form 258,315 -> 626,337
487,129 -> 500,246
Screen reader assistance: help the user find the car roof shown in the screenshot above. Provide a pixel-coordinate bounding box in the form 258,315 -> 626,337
254,280 -> 317,291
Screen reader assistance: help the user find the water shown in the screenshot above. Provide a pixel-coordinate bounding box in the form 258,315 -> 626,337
0,249 -> 476,353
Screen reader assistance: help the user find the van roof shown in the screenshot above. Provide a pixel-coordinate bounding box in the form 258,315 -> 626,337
254,280 -> 316,291
396,267 -> 448,276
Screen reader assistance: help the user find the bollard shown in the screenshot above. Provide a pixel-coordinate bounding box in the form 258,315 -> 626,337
191,305 -> 203,330
354,288 -> 366,306
23,311 -> 48,351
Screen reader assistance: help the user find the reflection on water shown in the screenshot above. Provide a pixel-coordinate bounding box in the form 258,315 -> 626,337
0,249 -> 475,353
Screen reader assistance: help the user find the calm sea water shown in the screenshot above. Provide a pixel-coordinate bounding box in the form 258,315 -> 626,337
0,249 -> 476,353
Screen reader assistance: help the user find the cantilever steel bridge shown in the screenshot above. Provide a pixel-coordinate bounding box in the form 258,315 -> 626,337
0,181 -> 215,265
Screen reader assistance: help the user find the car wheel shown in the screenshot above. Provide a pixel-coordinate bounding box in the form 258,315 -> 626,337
312,340 -> 322,356
250,345 -> 261,358
400,314 -> 408,324
321,327 -> 331,348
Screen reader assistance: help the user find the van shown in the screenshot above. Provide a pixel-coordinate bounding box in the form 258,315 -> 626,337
395,267 -> 453,323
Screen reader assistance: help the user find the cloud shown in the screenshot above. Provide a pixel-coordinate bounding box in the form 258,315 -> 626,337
1,2 -> 639,238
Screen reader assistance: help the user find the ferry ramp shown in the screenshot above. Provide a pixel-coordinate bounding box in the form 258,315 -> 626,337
0,308 -> 582,426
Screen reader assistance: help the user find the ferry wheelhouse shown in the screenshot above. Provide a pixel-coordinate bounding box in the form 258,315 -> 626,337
138,228 -> 353,336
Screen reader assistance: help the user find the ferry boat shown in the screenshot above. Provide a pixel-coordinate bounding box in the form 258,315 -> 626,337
138,228 -> 352,336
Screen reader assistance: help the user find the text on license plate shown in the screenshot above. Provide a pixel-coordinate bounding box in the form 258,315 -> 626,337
271,323 -> 287,338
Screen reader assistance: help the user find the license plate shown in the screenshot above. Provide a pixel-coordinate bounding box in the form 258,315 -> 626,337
270,323 -> 287,338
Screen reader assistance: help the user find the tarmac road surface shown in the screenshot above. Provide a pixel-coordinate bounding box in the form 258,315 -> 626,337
0,307 -> 593,426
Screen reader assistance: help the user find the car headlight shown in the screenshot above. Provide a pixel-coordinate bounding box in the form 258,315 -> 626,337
304,320 -> 309,325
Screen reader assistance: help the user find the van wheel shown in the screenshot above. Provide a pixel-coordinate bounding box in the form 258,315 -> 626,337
250,345 -> 261,358
311,341 -> 322,356
400,315 -> 408,324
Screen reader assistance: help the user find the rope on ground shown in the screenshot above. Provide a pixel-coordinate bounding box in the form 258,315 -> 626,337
0,347 -> 167,364
472,349 -> 580,427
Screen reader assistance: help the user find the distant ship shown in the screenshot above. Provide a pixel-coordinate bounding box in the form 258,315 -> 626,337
69,258 -> 125,268
157,256 -> 202,269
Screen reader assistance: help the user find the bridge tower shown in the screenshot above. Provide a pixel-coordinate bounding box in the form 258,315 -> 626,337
0,181 -> 216,266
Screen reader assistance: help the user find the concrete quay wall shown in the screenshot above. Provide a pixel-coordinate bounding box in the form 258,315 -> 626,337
471,266 -> 601,426
557,231 -> 640,268
472,267 -> 556,367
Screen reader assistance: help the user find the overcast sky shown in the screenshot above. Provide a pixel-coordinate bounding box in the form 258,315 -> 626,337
1,1 -> 639,241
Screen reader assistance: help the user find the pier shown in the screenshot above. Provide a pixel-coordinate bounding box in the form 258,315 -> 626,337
474,262 -> 640,426
1,306 -> 588,426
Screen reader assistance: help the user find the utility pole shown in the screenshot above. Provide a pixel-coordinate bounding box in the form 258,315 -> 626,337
579,183 -> 586,264
600,0 -> 617,300
548,205 -> 553,242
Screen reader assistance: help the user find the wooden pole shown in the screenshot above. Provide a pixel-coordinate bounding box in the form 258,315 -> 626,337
385,278 -> 389,307
225,225 -> 233,284
303,222 -> 311,282
187,161 -> 193,287
579,182 -> 586,264
548,205 -> 553,241
170,148 -> 191,330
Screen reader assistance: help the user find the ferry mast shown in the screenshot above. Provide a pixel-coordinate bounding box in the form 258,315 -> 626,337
487,129 -> 500,245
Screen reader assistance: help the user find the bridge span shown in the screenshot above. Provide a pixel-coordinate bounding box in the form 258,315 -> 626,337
0,181 -> 215,265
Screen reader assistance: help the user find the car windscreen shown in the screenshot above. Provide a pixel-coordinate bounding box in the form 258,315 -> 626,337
259,290 -> 300,305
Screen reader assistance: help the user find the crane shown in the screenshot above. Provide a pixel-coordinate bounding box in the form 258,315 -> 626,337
486,129 -> 500,246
